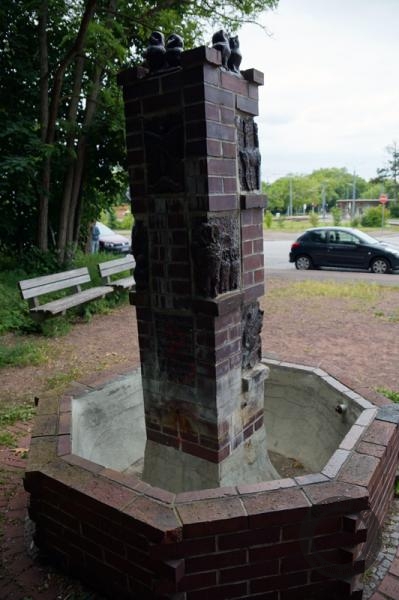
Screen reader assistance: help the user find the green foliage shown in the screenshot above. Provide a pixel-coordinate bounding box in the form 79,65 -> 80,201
331,206 -> 342,226
377,387 -> 399,403
263,168 -> 367,215
350,216 -> 360,228
107,208 -> 118,229
117,213 -> 134,230
1,0 -> 279,260
0,431 -> 16,447
0,402 -> 35,426
361,206 -> 390,227
308,212 -> 319,227
0,341 -> 49,368
390,202 -> 399,218
0,249 -> 130,337
264,211 -> 273,228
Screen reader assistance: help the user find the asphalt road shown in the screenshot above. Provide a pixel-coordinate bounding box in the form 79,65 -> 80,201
264,232 -> 399,285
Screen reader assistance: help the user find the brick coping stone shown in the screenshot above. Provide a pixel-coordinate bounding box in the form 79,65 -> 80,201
23,361 -> 399,599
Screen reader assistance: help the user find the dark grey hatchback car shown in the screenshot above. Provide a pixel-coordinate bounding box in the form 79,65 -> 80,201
289,227 -> 399,273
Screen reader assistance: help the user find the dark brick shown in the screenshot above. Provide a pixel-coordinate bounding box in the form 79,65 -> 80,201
221,71 -> 249,95
186,549 -> 246,573
236,95 -> 258,115
220,559 -> 278,584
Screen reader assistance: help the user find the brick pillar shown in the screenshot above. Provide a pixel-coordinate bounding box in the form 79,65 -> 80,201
118,46 -> 278,492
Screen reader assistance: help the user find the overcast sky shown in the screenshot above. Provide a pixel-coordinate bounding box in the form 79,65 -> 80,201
236,0 -> 399,182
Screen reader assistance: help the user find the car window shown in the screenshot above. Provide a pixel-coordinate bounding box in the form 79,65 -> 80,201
330,231 -> 358,244
96,222 -> 114,236
308,230 -> 327,243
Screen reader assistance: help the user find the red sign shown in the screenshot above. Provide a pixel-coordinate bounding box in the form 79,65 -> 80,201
379,194 -> 388,204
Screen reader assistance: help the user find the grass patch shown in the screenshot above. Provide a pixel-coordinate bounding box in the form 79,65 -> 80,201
0,339 -> 49,367
0,402 -> 36,426
45,368 -> 82,393
377,387 -> 399,403
267,280 -> 392,303
0,431 -> 16,447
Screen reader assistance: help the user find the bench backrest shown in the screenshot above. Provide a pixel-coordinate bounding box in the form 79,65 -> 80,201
98,255 -> 135,279
19,267 -> 91,302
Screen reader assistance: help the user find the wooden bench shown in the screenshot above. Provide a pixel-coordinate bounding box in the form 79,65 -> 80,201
98,255 -> 135,291
19,267 -> 113,321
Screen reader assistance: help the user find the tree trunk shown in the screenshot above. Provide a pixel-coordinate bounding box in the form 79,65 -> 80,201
37,0 -> 49,251
57,54 -> 86,262
37,0 -> 98,253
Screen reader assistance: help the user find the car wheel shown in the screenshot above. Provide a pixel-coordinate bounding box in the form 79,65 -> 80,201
295,255 -> 313,270
370,257 -> 390,274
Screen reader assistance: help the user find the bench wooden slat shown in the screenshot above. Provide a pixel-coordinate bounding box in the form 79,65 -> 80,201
19,267 -> 113,321
19,268 -> 91,300
98,256 -> 135,290
107,276 -> 135,291
30,286 -> 112,318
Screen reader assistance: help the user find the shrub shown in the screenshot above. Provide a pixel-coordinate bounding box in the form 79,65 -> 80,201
264,211 -> 273,228
350,216 -> 360,228
390,202 -> 399,218
308,212 -> 319,227
361,206 -> 390,227
331,206 -> 342,226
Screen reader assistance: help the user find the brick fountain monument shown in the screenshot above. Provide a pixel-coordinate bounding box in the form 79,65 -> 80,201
24,32 -> 399,600
122,30 -> 278,493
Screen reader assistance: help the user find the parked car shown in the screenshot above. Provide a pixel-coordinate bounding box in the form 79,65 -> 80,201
289,227 -> 399,274
96,222 -> 131,254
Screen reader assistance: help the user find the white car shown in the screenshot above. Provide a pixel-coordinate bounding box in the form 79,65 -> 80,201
96,222 -> 131,254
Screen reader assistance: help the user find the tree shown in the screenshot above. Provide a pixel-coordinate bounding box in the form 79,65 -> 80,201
375,142 -> 399,203
263,168 -> 367,215
1,0 -> 279,264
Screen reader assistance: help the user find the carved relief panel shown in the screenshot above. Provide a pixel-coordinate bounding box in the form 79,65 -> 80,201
191,216 -> 240,298
237,116 -> 261,192
242,301 -> 263,369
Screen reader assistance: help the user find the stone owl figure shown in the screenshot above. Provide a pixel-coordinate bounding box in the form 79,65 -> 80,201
166,33 -> 184,67
144,31 -> 166,72
212,29 -> 231,69
228,35 -> 242,73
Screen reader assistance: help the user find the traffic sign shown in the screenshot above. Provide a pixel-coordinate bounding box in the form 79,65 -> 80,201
379,194 -> 388,204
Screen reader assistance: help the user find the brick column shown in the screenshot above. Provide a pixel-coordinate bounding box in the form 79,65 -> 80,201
118,45 -> 278,492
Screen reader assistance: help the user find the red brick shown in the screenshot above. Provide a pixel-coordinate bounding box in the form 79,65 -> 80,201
375,573 -> 399,598
337,452 -> 380,488
150,536 -> 216,561
390,557 -> 399,577
243,253 -> 263,271
303,481 -> 369,515
357,441 -> 386,458
124,495 -> 182,543
362,420 -> 397,446
218,525 -> 280,550
242,488 -> 310,528
177,497 -> 247,537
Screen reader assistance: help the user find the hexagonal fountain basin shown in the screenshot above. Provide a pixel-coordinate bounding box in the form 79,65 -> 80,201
24,360 -> 399,600
71,359 -> 376,486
